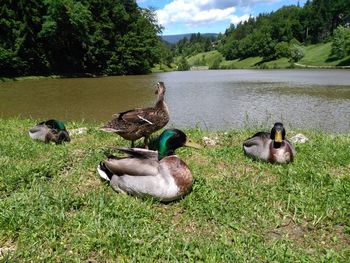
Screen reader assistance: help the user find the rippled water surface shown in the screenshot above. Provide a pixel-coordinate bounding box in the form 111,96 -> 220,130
1,69 -> 350,131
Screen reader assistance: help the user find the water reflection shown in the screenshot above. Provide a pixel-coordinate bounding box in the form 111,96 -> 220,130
0,70 -> 349,132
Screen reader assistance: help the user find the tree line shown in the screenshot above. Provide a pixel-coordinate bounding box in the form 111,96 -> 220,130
1,0 -> 349,77
218,0 -> 350,62
0,0 -> 162,77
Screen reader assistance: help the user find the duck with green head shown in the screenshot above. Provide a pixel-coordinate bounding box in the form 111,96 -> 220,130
243,122 -> 296,164
29,119 -> 70,144
97,129 -> 201,201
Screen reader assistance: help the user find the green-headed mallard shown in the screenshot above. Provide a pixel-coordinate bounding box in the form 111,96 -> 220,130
101,82 -> 169,148
97,129 -> 201,202
243,122 -> 296,164
29,119 -> 70,144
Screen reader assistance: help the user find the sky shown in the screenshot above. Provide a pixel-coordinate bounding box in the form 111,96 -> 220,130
136,0 -> 307,35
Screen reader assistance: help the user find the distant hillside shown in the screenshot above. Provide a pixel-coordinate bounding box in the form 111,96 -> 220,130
183,42 -> 350,69
161,33 -> 218,44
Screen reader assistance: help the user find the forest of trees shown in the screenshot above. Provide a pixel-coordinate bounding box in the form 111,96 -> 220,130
0,0 -> 162,76
218,0 -> 350,62
1,0 -> 350,77
172,33 -> 216,57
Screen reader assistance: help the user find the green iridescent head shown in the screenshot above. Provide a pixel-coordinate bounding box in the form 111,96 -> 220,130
157,129 -> 201,160
158,129 -> 187,160
39,119 -> 66,131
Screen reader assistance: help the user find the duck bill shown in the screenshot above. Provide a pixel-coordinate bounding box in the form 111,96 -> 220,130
184,141 -> 202,149
274,130 -> 283,143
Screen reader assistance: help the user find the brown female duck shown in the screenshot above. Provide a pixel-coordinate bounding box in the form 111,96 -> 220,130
101,82 -> 169,148
243,122 -> 296,164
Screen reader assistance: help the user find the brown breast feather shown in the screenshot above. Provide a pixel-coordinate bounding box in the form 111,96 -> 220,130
162,156 -> 193,195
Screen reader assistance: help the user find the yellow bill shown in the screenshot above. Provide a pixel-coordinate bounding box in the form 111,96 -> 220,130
274,130 -> 283,142
184,140 -> 203,149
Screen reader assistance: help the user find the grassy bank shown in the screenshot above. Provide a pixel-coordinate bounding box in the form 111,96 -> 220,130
178,42 -> 350,70
1,118 -> 349,261
0,75 -> 62,83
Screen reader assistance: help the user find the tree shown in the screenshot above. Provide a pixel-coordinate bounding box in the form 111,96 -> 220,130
289,44 -> 305,62
0,0 -> 163,76
217,0 -> 350,61
331,25 -> 350,58
177,56 -> 190,71
275,42 -> 290,58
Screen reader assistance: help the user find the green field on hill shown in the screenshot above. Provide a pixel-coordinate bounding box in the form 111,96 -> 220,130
176,42 -> 350,70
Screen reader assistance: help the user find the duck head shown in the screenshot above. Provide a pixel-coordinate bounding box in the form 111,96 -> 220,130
158,129 -> 201,160
56,130 -> 71,144
155,82 -> 166,100
270,122 -> 286,148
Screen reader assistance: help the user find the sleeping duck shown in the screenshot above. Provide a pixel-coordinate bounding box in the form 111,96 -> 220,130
101,82 -> 169,148
29,119 -> 70,144
97,129 -> 201,202
243,122 -> 296,164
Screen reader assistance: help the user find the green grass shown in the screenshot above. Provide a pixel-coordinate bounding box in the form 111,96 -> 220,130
0,75 -> 62,82
182,42 -> 350,70
186,52 -> 290,69
187,51 -> 224,67
151,63 -> 177,73
220,56 -> 263,69
1,118 -> 350,261
299,42 -> 350,67
264,57 -> 292,68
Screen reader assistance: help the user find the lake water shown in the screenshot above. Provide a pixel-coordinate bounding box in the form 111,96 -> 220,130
1,69 -> 350,132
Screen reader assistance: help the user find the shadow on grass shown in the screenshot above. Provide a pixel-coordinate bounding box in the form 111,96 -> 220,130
325,56 -> 339,63
337,57 -> 350,66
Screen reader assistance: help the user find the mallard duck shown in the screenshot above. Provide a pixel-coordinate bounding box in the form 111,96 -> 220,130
101,82 -> 169,148
29,119 -> 70,144
97,129 -> 201,202
243,122 -> 296,164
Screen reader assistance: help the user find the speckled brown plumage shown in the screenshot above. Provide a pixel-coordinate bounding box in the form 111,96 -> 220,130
101,82 -> 169,147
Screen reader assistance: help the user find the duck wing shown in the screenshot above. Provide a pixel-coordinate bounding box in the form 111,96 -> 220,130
29,125 -> 47,133
243,132 -> 270,147
103,148 -> 159,176
118,107 -> 158,125
115,147 -> 159,160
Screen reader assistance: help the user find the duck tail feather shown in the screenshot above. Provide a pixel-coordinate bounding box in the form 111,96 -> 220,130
97,162 -> 113,181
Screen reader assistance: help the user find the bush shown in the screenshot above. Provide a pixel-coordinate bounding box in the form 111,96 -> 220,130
331,26 -> 350,59
274,41 -> 290,58
209,57 -> 222,69
289,44 -> 305,62
177,56 -> 190,71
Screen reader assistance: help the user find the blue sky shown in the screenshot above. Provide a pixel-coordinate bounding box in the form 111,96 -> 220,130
137,0 -> 307,35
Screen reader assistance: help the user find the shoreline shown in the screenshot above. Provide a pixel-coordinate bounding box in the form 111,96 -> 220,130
2,66 -> 349,83
2,117 -> 350,135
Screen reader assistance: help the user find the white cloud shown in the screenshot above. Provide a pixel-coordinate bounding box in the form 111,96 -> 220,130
230,14 -> 251,24
155,0 -> 277,28
156,1 -> 236,27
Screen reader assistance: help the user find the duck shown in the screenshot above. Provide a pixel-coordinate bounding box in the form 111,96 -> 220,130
243,122 -> 296,164
101,82 -> 169,148
97,129 -> 201,202
29,119 -> 70,144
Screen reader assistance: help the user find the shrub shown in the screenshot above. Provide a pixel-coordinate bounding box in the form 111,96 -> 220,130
274,41 -> 290,58
289,44 -> 305,62
177,56 -> 190,71
209,57 -> 222,69
331,26 -> 350,59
